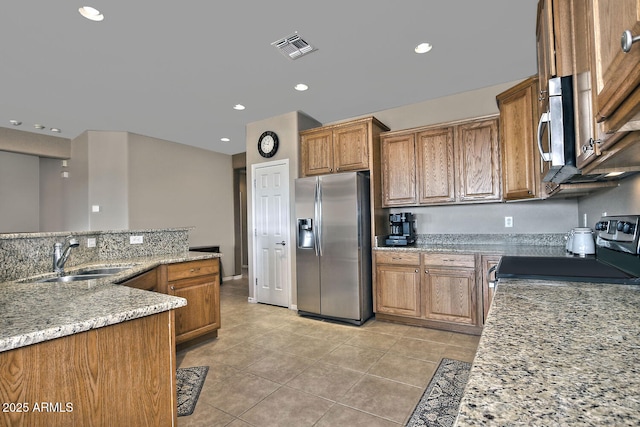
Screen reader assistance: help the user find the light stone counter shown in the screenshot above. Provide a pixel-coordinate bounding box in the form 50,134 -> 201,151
0,252 -> 221,353
456,278 -> 640,426
374,233 -> 568,257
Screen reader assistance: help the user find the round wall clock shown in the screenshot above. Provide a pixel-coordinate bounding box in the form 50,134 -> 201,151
258,131 -> 279,158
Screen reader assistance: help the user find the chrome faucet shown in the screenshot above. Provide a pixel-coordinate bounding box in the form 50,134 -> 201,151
53,236 -> 80,275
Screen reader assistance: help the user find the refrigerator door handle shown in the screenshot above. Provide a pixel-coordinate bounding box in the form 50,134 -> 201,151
314,178 -> 320,257
316,178 -> 323,257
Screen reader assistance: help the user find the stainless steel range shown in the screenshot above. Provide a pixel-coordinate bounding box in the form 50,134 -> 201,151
497,215 -> 640,284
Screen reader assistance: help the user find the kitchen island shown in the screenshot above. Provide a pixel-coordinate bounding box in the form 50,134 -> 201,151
0,251 -> 220,427
456,278 -> 640,426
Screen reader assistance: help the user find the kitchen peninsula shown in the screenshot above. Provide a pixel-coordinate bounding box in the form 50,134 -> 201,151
456,278 -> 640,425
0,228 -> 222,426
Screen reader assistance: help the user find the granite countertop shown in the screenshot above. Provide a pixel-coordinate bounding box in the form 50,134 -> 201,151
0,252 -> 222,353
456,278 -> 640,426
374,243 -> 568,257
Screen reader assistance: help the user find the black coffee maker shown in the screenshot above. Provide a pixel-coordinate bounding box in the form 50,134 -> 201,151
385,212 -> 416,246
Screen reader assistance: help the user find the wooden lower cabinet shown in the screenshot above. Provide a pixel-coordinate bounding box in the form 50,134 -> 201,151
0,312 -> 177,427
160,258 -> 221,345
374,251 -> 482,335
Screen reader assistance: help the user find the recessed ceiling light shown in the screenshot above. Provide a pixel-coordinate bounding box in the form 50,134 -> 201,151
294,83 -> 309,91
79,6 -> 104,22
233,104 -> 245,110
50,128 -> 61,133
414,42 -> 433,54
220,137 -> 230,142
9,120 -> 21,126
34,124 -> 45,130
605,171 -> 625,177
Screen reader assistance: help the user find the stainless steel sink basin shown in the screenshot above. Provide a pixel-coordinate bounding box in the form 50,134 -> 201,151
35,265 -> 136,283
37,274 -> 113,283
76,266 -> 135,275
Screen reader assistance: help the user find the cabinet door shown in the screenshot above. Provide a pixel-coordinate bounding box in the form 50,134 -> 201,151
497,77 -> 540,200
481,255 -> 501,324
381,133 -> 417,206
301,129 -> 334,176
571,0 -> 602,169
423,268 -> 476,325
375,265 -> 421,317
592,0 -> 640,134
456,119 -> 501,202
170,276 -> 220,343
333,122 -> 369,172
416,127 -> 456,204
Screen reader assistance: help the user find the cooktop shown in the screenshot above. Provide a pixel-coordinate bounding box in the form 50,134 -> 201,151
496,256 -> 640,284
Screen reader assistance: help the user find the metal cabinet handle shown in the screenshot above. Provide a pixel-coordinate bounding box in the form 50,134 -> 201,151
415,269 -> 419,273
424,269 -> 429,274
276,241 -> 286,246
170,286 -> 175,291
622,30 -> 640,53
487,265 -> 497,289
190,267 -> 201,273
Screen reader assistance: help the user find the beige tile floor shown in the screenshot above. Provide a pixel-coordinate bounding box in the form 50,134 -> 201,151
176,275 -> 479,426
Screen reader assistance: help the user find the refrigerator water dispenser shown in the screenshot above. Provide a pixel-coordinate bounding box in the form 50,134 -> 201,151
297,218 -> 314,249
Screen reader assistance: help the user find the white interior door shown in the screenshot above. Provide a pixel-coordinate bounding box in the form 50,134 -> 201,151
253,160 -> 290,307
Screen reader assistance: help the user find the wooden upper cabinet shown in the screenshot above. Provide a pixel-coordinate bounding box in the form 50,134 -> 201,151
333,122 -> 369,172
381,133 -> 417,206
299,117 -> 389,177
536,0 -> 573,103
456,118 -> 501,202
300,128 -> 334,176
497,76 -> 541,200
380,115 -> 500,207
591,0 -> 640,134
416,127 -> 455,204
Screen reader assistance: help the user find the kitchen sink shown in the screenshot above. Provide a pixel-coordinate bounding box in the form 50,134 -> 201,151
76,266 -> 135,275
35,265 -> 136,283
37,274 -> 113,283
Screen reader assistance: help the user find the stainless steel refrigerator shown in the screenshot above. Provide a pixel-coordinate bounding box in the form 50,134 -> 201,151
295,171 -> 372,325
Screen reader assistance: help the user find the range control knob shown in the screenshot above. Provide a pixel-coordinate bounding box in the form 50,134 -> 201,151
595,221 -> 608,231
623,222 -> 635,234
617,221 -> 625,231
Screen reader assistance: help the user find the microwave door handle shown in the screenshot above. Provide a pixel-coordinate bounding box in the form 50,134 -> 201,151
537,112 -> 552,162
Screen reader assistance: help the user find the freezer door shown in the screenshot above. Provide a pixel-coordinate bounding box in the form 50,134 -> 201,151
319,172 -> 370,320
295,176 -> 321,314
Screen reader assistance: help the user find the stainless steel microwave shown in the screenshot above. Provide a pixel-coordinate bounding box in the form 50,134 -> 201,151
537,76 -> 580,184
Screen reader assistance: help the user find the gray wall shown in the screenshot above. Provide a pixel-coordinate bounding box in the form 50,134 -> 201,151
578,174 -> 640,225
2,130 -> 236,278
0,151 -> 39,232
127,132 -> 235,277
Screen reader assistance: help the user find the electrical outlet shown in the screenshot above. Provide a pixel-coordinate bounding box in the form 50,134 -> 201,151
129,235 -> 144,245
87,237 -> 96,248
505,216 -> 513,228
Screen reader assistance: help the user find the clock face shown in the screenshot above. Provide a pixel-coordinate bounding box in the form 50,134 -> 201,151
258,131 -> 279,158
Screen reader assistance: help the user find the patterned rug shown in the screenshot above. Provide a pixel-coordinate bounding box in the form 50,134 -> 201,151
177,366 -> 209,417
406,358 -> 471,427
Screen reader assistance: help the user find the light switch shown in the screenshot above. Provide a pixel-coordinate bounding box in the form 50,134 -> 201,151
91,205 -> 100,213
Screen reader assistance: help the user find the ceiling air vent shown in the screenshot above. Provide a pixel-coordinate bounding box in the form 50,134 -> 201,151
272,33 -> 317,60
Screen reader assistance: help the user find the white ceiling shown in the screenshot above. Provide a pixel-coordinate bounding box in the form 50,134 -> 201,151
0,1 -> 539,155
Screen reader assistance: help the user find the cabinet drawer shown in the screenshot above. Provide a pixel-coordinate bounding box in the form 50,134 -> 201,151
422,253 -> 475,268
375,252 -> 420,265
167,259 -> 219,282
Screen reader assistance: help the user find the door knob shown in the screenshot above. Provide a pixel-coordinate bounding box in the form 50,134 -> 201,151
622,30 -> 640,53
276,241 -> 286,246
